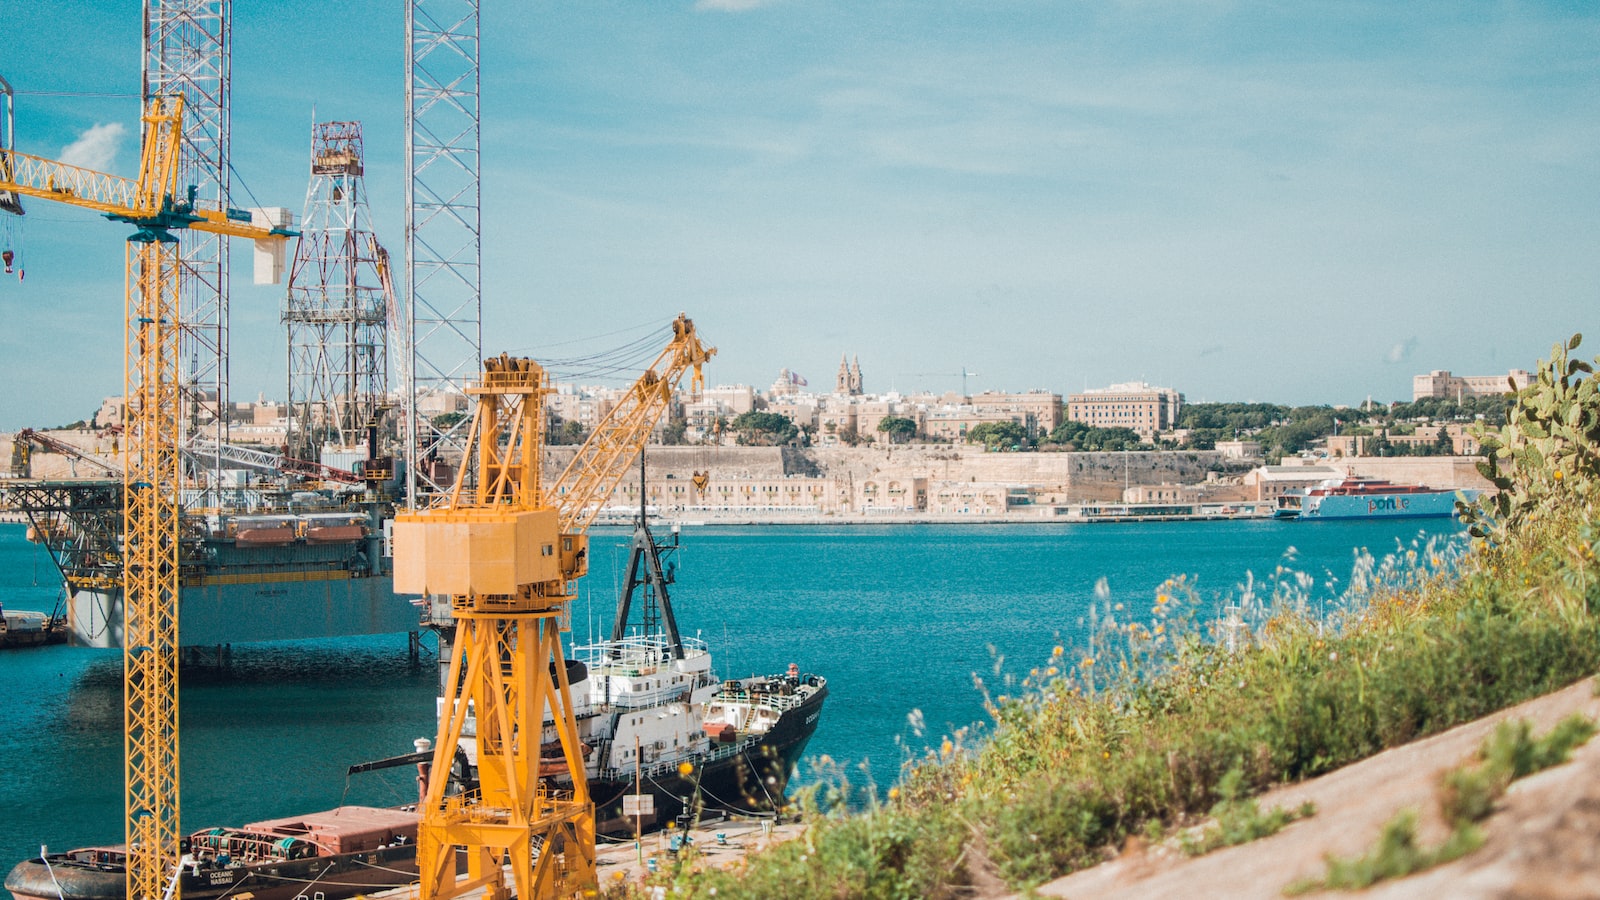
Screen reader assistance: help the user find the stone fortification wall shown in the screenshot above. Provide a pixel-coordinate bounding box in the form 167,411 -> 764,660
543,446 -> 791,480
1059,451 -> 1256,502
543,444 -> 1257,511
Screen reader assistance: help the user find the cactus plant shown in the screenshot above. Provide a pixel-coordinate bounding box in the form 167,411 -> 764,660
1463,334 -> 1599,538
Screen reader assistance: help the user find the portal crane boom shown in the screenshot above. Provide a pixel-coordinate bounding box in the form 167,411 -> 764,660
553,313 -> 713,536
394,315 -> 714,900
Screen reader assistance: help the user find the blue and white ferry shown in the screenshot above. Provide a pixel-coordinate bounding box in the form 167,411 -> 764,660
1278,475 -> 1478,521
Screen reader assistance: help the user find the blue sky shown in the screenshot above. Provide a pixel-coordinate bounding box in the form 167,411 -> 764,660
1,1 -> 1597,428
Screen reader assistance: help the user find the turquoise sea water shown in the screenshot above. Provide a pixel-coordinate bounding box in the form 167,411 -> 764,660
0,517 -> 1463,876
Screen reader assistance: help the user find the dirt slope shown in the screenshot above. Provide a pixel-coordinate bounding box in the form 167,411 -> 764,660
1023,675 -> 1600,899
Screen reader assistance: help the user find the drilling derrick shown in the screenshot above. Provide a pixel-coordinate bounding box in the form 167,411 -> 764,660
396,314 -> 714,900
144,0 -> 232,477
284,122 -> 390,463
405,0 -> 483,504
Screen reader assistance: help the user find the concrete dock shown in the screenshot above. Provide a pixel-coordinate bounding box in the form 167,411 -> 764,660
595,814 -> 806,886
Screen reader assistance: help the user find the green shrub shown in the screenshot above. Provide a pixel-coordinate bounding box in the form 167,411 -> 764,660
1179,766 -> 1315,856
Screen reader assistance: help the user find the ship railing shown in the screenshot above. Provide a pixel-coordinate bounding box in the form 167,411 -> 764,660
712,685 -> 813,713
573,634 -> 710,668
596,735 -> 757,784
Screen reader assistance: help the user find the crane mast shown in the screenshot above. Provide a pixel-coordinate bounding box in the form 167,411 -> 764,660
394,314 -> 713,900
0,94 -> 291,900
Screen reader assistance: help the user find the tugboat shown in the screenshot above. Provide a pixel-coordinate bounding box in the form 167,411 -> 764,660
5,806 -> 426,900
540,459 -> 827,833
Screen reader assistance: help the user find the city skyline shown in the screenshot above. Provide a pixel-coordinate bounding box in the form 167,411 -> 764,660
2,2 -> 1596,430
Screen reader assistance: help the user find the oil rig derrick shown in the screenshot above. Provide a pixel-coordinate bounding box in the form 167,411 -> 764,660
284,121 -> 391,466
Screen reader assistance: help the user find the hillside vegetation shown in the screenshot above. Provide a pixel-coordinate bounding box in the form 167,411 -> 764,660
607,336 -> 1600,899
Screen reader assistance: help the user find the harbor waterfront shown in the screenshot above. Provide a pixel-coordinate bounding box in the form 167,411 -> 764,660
0,516 -> 1464,880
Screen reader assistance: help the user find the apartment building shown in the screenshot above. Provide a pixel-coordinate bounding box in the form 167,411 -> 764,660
1067,382 -> 1183,440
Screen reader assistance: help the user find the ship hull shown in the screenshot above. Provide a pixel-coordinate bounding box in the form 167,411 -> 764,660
1299,490 -> 1471,520
66,573 -> 418,649
589,681 -> 827,834
6,844 -> 420,900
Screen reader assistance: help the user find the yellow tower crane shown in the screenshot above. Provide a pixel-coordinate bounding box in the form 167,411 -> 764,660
0,95 -> 292,900
394,314 -> 714,900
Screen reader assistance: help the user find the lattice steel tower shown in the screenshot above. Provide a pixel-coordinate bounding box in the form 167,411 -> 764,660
283,122 -> 390,462
406,0 -> 483,505
143,0 -> 231,469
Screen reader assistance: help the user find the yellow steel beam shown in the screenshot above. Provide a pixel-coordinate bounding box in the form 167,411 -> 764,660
0,149 -> 145,215
123,235 -> 182,900
0,97 -> 285,243
553,313 -> 714,536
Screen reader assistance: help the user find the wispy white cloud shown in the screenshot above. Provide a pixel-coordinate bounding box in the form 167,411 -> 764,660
693,0 -> 776,11
1387,338 -> 1420,364
59,123 -> 127,173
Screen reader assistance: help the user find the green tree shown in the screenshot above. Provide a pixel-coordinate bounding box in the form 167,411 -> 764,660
877,416 -> 918,444
1045,420 -> 1146,451
967,421 -> 1027,450
730,411 -> 798,446
661,416 -> 688,445
1177,402 -> 1290,433
1434,426 -> 1454,455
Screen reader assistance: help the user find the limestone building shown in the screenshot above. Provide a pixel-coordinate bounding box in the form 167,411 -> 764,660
1067,382 -> 1183,440
1412,369 -> 1531,402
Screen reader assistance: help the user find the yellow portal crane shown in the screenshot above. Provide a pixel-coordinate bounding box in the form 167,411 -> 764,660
0,95 -> 291,900
394,314 -> 714,900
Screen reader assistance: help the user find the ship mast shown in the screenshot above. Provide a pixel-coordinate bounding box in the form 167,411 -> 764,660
611,450 -> 685,660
